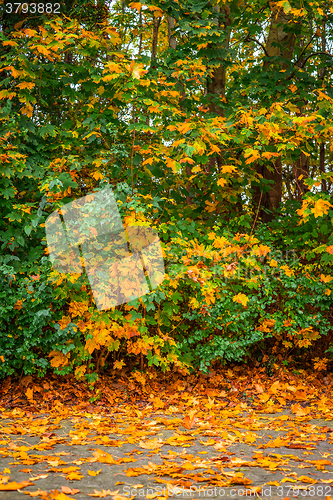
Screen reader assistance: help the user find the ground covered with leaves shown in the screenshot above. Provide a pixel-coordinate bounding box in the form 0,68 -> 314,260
1,367 -> 333,500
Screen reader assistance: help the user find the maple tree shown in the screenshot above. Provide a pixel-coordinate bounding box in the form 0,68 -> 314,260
0,0 -> 332,383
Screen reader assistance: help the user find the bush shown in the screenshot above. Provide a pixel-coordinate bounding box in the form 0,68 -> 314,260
0,259 -> 81,378
160,222 -> 333,373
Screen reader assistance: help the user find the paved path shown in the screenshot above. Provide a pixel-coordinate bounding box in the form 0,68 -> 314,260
1,404 -> 333,500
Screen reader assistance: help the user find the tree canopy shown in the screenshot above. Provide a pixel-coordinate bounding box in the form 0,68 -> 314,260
0,0 -> 332,381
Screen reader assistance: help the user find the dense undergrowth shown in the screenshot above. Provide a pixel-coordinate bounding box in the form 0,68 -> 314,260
1,191 -> 332,382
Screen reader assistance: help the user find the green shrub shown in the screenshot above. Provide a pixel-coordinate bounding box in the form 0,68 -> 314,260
0,259 -> 81,378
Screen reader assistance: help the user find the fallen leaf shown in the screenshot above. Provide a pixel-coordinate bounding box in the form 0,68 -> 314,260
61,486 -> 80,494
0,481 -> 34,490
87,469 -> 102,476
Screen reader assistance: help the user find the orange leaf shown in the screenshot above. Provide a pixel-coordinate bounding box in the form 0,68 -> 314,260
0,481 -> 34,490
66,472 -> 84,481
182,414 -> 196,430
87,470 -> 102,476
138,438 -> 163,450
59,467 -> 81,474
61,486 -> 80,494
48,492 -> 77,500
129,2 -> 142,11
25,387 -> 34,401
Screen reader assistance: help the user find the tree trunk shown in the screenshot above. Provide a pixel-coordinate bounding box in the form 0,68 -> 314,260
253,5 -> 297,222
253,160 -> 283,223
167,17 -> 177,49
206,5 -> 231,117
151,17 -> 161,63
204,4 -> 243,217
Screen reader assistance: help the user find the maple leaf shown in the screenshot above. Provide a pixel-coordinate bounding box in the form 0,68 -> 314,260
48,492 -> 77,500
48,351 -> 69,368
0,481 -> 34,490
129,2 -> 142,11
88,469 -> 102,476
25,387 -> 34,401
138,438 -> 163,449
312,199 -> 332,218
178,122 -> 192,134
20,104 -> 33,118
182,413 -> 196,430
61,486 -> 80,494
66,472 -> 84,481
244,148 -> 260,164
232,293 -> 249,307
220,165 -> 236,173
127,60 -> 146,79
261,152 -> 280,159
113,360 -> 125,370
320,274 -> 333,283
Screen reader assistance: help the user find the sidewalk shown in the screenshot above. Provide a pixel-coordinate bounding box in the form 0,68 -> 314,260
1,370 -> 333,499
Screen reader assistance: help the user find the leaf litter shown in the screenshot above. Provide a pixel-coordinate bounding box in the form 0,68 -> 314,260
1,366 -> 333,499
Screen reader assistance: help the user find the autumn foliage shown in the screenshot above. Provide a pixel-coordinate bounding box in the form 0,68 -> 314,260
0,0 -> 332,382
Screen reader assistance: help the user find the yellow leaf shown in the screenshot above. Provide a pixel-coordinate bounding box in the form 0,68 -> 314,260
0,90 -> 17,100
66,472 -> 84,481
143,157 -> 154,165
280,264 -> 294,277
0,481 -> 33,491
232,293 -> 249,307
75,365 -> 86,379
221,165 -> 236,173
320,274 -> 333,283
92,171 -> 104,181
200,438 -> 215,446
16,82 -> 36,90
34,45 -> 50,56
23,29 -> 38,37
113,360 -> 125,370
312,199 -> 332,218
298,475 -> 318,484
20,104 -> 33,118
88,470 -> 102,476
